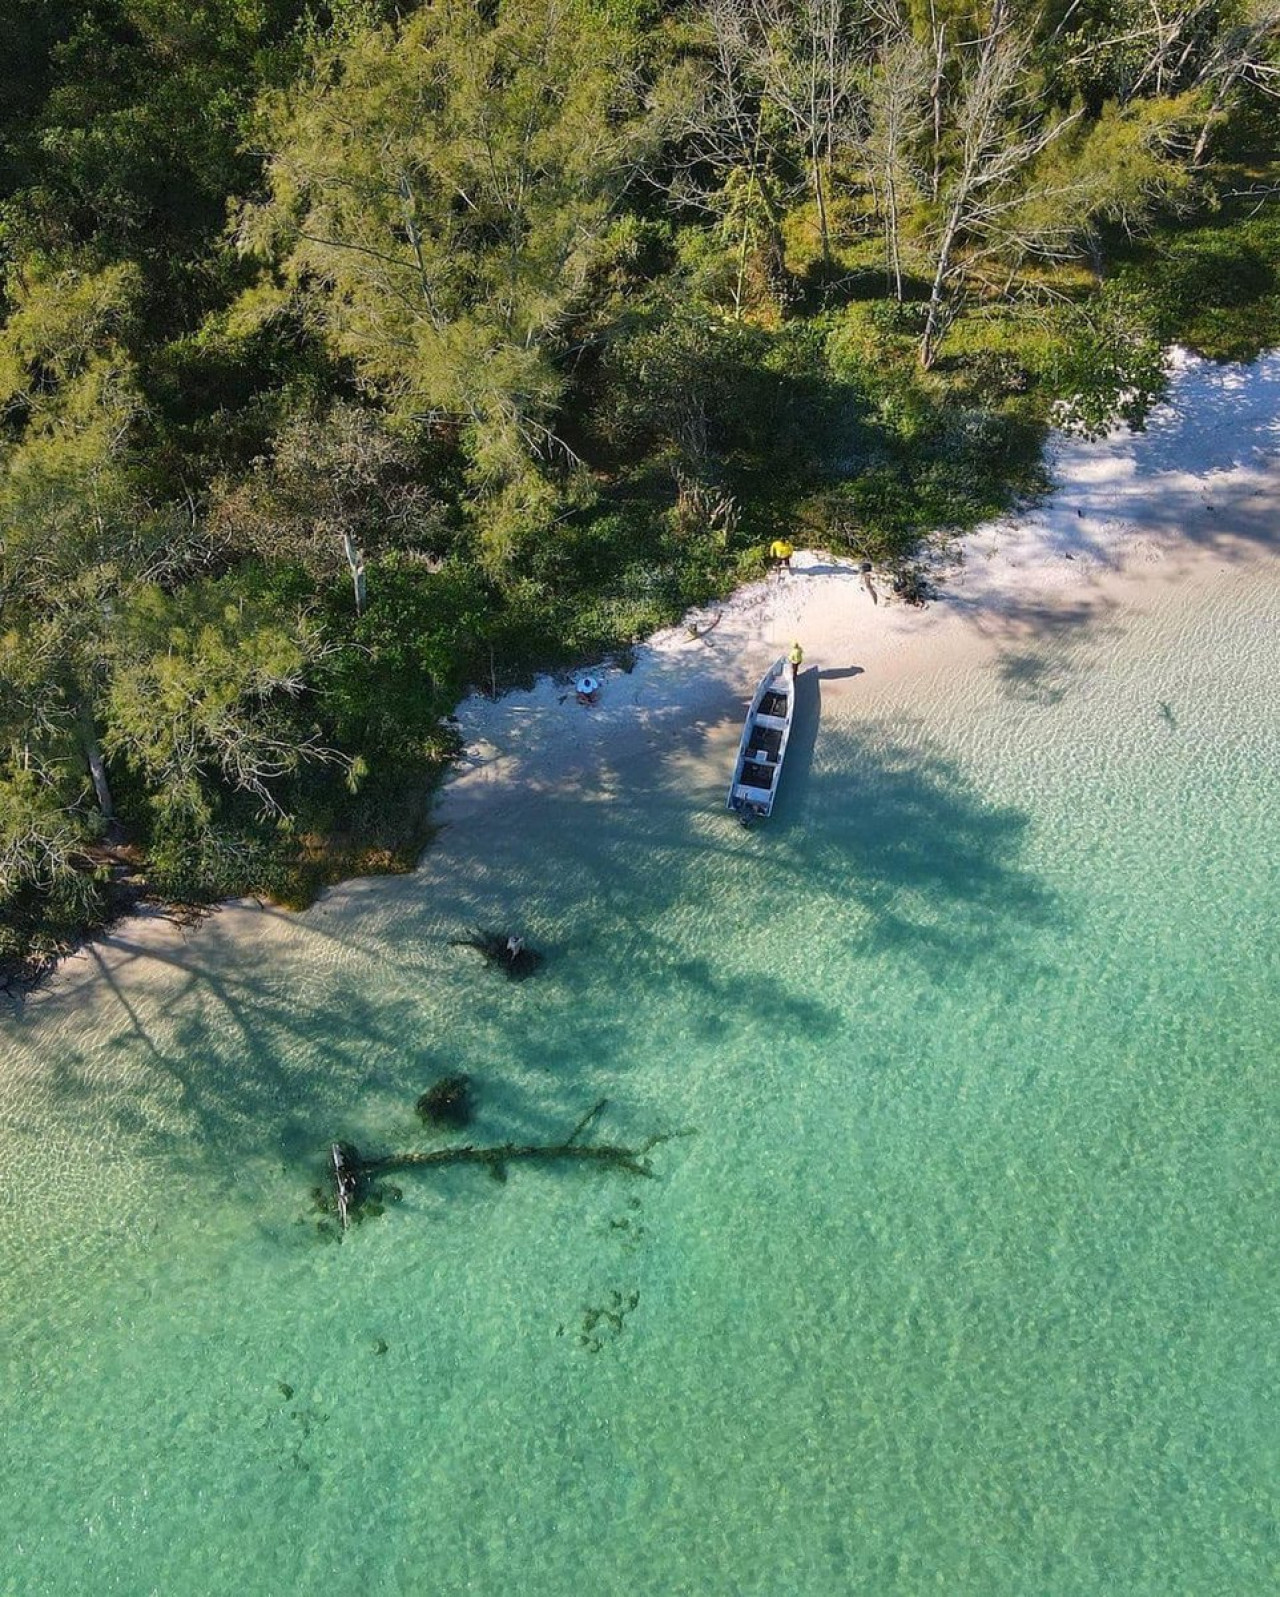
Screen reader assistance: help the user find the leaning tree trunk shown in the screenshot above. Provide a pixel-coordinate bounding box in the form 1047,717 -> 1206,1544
811,155 -> 831,264
77,706 -> 114,821
341,531 -> 367,615
885,171 -> 904,301
919,208 -> 962,369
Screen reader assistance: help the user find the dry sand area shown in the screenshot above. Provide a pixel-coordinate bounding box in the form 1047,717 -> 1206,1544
444,347 -> 1280,820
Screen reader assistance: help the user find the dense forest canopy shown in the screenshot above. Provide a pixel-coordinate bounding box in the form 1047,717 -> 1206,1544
1,0 -> 1278,971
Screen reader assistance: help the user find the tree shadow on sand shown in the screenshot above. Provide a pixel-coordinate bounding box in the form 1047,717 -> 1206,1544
9,941 -> 434,1175
1116,352 -> 1280,486
11,676 -> 1062,1216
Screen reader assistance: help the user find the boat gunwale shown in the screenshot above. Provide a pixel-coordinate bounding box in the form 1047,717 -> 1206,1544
726,656 -> 794,819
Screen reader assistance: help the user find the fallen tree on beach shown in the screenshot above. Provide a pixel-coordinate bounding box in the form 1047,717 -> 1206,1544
326,1100 -> 672,1230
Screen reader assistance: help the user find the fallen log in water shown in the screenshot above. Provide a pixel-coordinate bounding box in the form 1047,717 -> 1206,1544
328,1100 -> 669,1226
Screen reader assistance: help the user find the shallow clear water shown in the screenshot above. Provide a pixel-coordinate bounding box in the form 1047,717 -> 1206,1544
2,560 -> 1278,1595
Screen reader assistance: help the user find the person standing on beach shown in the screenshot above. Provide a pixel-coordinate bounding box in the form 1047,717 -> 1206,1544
769,538 -> 794,571
788,640 -> 804,682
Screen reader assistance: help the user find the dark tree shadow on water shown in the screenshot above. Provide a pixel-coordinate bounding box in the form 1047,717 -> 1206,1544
786,721 -> 1061,983
995,650 -> 1071,706
17,691 -> 1060,1205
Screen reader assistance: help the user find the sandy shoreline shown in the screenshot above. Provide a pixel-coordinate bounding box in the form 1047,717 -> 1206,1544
440,347 -> 1279,816
25,347 -> 1280,1002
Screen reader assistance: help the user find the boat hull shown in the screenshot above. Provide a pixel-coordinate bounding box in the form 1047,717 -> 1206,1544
727,657 -> 794,820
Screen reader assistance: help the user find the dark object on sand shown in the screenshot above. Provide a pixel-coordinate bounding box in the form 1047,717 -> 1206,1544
416,1073 -> 474,1129
686,610 -> 723,641
891,564 -> 933,607
450,929 -> 544,980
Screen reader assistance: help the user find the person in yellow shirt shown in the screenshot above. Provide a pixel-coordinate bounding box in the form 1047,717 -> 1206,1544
788,640 -> 804,681
768,537 -> 794,570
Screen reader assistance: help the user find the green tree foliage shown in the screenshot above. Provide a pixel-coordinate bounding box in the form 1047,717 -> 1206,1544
0,258 -> 151,851
103,573 -> 350,827
236,0 -> 658,492
0,763 -> 107,971
1051,284 -> 1168,435
209,401 -> 447,606
600,312 -> 846,479
0,0 -> 1276,967
1,0 -> 298,273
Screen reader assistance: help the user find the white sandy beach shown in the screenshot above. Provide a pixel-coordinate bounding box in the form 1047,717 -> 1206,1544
32,346 -> 1280,1001
440,347 -> 1280,815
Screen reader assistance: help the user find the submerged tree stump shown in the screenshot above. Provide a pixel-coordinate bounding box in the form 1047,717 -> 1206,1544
450,929 -> 544,981
416,1073 -> 474,1129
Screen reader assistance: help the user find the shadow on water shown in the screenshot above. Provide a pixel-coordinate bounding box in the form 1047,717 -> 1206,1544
18,686 -> 1061,1204
954,592 -> 1127,710
770,665 -> 821,829
800,722 -> 1059,982
995,650 -> 1071,706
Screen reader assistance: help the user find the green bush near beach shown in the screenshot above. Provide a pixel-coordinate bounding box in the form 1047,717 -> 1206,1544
2,0 -> 1278,970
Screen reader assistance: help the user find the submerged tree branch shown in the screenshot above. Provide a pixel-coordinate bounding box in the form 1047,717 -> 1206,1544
329,1100 -> 676,1228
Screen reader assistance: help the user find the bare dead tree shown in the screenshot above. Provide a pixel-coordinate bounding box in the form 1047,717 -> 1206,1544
1054,0 -> 1280,142
928,0 -> 948,202
738,0 -> 867,261
677,0 -> 867,304
1189,0 -> 1280,165
916,1 -> 1082,368
858,15 -> 932,298
673,0 -> 790,308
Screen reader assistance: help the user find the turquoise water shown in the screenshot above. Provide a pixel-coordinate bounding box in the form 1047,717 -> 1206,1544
2,559 -> 1278,1594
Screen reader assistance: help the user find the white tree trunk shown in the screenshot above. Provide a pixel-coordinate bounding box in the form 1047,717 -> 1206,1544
342,531 -> 367,614
78,708 -> 114,821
